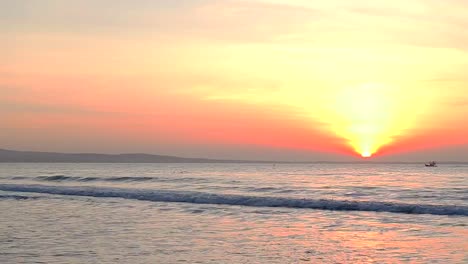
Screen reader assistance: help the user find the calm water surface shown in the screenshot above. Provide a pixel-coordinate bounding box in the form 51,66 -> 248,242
1,163 -> 467,263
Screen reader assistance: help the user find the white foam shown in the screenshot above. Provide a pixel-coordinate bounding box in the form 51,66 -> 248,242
0,184 -> 466,216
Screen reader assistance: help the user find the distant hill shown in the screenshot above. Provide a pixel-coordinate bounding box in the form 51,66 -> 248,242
0,149 -> 241,163
1,148 -> 467,164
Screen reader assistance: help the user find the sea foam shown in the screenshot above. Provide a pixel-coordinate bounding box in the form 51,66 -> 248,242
0,183 -> 467,216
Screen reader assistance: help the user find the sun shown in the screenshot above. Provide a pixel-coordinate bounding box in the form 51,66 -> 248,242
329,83 -> 410,158
361,151 -> 372,158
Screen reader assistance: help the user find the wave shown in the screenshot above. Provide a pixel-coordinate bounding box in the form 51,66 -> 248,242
35,175 -> 157,182
10,175 -> 209,183
0,194 -> 37,200
1,184 -> 467,216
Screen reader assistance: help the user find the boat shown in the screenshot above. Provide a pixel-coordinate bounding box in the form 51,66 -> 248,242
425,161 -> 437,167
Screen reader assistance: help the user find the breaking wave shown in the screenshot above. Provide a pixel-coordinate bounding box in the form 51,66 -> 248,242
36,175 -> 156,182
0,184 -> 467,216
10,175 -> 210,183
0,194 -> 37,200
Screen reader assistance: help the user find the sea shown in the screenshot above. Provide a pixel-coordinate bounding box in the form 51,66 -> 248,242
0,163 -> 467,263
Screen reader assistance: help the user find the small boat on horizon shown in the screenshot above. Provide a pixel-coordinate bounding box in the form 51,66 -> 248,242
425,161 -> 437,167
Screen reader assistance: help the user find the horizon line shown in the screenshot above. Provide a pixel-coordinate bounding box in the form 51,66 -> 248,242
1,148 -> 467,164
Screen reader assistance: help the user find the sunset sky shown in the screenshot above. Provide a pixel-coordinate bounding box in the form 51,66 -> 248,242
1,0 -> 468,161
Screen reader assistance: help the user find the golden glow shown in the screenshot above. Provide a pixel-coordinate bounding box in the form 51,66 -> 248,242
200,80 -> 435,156
322,82 -> 438,157
330,83 -> 411,157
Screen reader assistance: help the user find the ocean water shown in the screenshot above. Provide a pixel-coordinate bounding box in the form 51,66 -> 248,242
0,163 -> 467,263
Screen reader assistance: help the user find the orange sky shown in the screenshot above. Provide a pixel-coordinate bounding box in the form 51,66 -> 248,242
1,0 -> 468,161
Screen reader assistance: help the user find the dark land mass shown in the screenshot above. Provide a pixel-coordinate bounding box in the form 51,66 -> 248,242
1,148 -> 467,164
0,149 -> 238,163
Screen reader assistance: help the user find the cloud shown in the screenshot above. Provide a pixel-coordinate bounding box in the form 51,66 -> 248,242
0,0 -> 319,43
